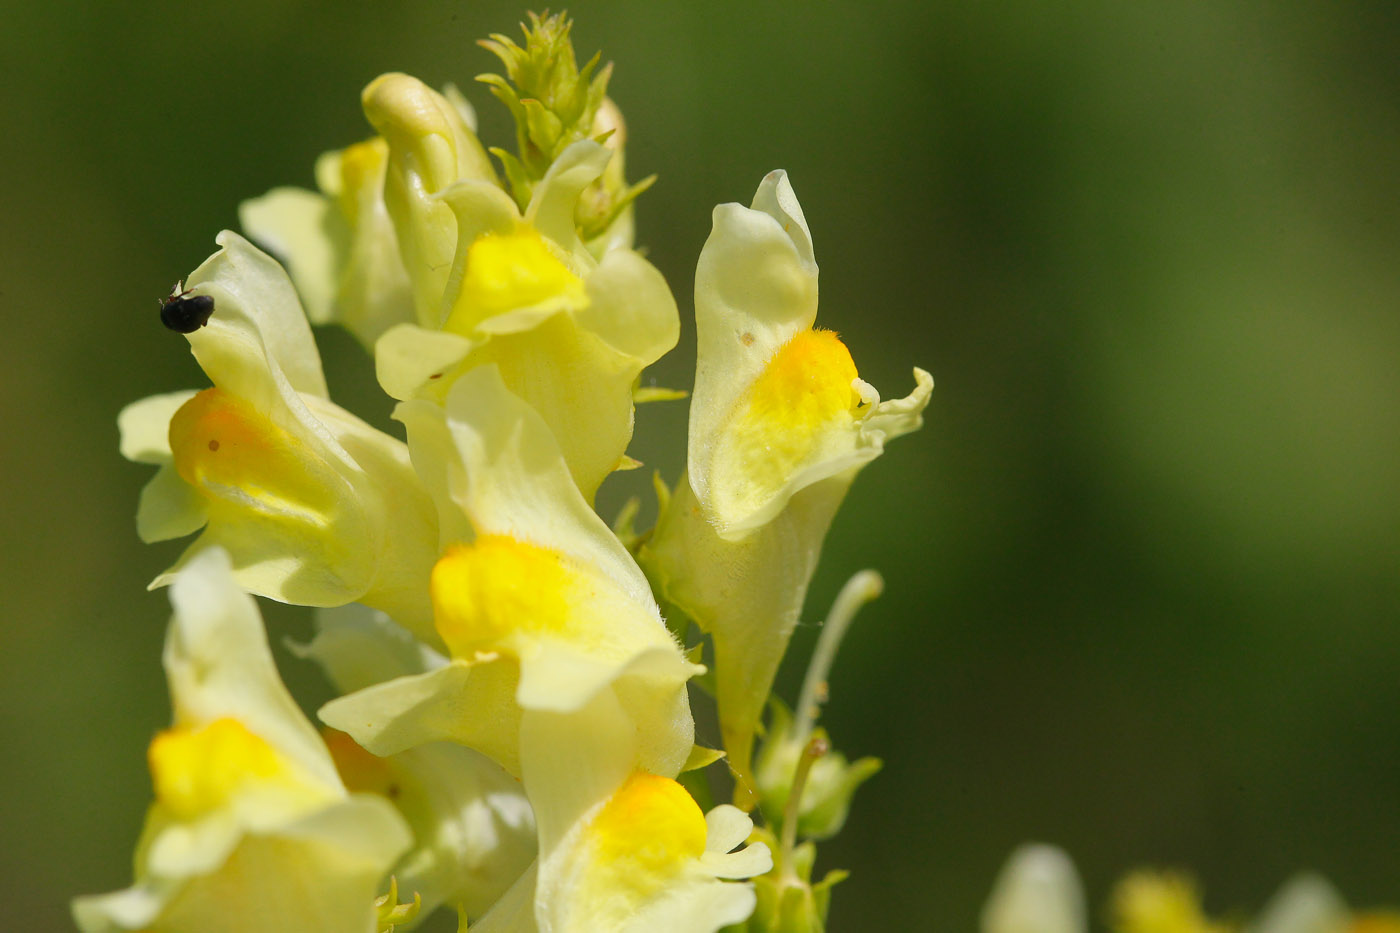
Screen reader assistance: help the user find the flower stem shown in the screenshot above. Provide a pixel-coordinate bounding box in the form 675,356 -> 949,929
792,570 -> 884,747
780,734 -> 830,877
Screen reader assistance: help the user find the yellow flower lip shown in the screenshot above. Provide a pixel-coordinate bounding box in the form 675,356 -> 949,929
168,387 -> 342,526
148,718 -> 289,821
428,529 -> 678,693
430,534 -> 578,658
443,227 -> 588,335
588,771 -> 707,887
706,327 -> 862,524
741,328 -> 860,433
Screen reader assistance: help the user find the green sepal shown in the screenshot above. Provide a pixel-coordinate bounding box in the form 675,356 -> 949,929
522,98 -> 566,162
485,145 -> 533,212
811,867 -> 849,922
475,74 -> 529,158
682,743 -> 727,773
652,470 -> 672,516
579,172 -> 656,242
374,876 -> 422,932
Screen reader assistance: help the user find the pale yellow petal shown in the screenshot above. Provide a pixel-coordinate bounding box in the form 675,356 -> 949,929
298,604 -> 446,694
237,186 -> 340,325
165,548 -> 343,791
136,464 -> 208,544
185,230 -> 327,399
374,323 -> 477,403
524,140 -> 612,266
689,171 -> 819,513
318,660 -> 523,777
119,390 -> 196,464
576,246 -> 680,366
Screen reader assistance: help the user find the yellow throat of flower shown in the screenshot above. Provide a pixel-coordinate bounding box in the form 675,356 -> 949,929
168,388 -> 345,527
443,228 -> 587,334
586,771 -> 707,895
148,718 -> 296,821
709,328 -> 861,519
431,534 -> 579,658
322,728 -> 398,799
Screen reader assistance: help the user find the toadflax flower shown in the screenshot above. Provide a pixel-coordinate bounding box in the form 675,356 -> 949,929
118,231 -> 440,640
72,548 -> 410,933
96,13 -> 940,929
368,70 -> 678,501
641,170 -> 932,804
239,134 -> 414,349
1109,870 -> 1231,933
317,366 -> 717,925
473,769 -> 771,933
319,364 -> 699,779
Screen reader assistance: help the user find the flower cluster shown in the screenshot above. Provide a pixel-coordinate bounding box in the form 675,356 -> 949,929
77,13 -> 929,933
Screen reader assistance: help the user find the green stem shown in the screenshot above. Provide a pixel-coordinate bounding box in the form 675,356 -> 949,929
792,570 -> 883,747
780,735 -> 830,879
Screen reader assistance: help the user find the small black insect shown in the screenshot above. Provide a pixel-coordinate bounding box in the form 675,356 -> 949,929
159,280 -> 216,333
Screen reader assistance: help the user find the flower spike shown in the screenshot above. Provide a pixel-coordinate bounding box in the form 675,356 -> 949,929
97,16 -> 941,930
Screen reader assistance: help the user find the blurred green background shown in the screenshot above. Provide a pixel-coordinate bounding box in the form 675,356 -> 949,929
3,1 -> 1398,929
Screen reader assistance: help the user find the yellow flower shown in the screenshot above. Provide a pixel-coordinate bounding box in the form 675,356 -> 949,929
685,171 -> 932,539
118,232 -> 440,640
642,171 -> 931,804
320,366 -> 698,780
240,136 -> 415,347
71,549 -> 410,933
472,762 -> 770,932
358,73 -> 500,326
247,66 -> 675,502
371,130 -> 678,501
